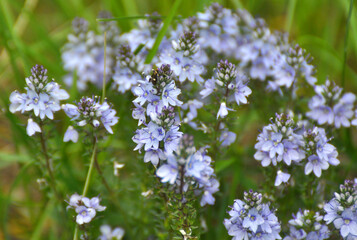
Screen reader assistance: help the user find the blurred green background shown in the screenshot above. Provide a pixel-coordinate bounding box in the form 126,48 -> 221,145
0,0 -> 357,239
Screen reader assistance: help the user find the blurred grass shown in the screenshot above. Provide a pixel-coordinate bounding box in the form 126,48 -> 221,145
0,0 -> 357,239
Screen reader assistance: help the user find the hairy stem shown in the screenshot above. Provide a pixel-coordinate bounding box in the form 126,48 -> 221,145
73,137 -> 97,240
94,154 -> 114,195
38,119 -> 59,198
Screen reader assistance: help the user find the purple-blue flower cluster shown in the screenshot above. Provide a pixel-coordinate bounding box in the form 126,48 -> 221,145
200,60 -> 252,120
67,193 -> 106,225
255,113 -> 339,186
192,4 -> 316,93
307,79 -> 356,128
156,134 -> 219,206
112,44 -> 149,93
62,14 -> 120,90
159,31 -> 206,84
62,96 -> 119,142
132,65 -> 183,166
224,190 -> 281,240
323,180 -> 357,239
9,65 -> 69,136
284,209 -> 330,240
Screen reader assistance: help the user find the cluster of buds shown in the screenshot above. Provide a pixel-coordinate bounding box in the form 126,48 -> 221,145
62,96 -> 119,142
285,209 -> 330,240
324,180 -> 357,239
172,31 -> 199,57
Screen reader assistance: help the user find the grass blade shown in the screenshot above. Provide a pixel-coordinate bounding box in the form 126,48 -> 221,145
145,0 -> 184,64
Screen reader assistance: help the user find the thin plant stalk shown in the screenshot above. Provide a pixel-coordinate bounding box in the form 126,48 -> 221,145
38,119 -> 59,199
102,32 -> 107,103
342,0 -> 354,87
73,138 -> 97,240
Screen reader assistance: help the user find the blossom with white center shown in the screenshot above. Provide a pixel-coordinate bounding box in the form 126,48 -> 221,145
243,209 -> 265,233
162,81 -> 183,107
133,82 -> 155,105
333,210 -> 357,238
304,155 -> 329,178
75,206 -> 96,225
66,194 -> 106,226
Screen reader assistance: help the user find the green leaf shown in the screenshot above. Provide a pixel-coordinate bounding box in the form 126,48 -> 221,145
215,158 -> 236,173
30,199 -> 55,240
145,0 -> 184,64
0,152 -> 32,168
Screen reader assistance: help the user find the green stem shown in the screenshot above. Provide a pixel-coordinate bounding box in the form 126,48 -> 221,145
39,119 -> 59,199
82,138 -> 97,197
73,137 -> 97,240
342,0 -> 354,87
285,0 -> 297,35
102,31 -> 107,103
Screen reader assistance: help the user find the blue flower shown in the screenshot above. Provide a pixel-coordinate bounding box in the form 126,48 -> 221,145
82,196 -> 106,212
323,199 -> 341,224
26,118 -> 41,136
99,225 -> 125,240
234,80 -> 252,105
141,122 -> 166,151
164,125 -> 183,154
286,209 -> 330,240
333,209 -> 357,238
220,130 -> 237,147
63,96 -> 119,137
146,96 -> 164,117
307,80 -> 356,129
156,155 -> 179,184
133,82 -> 154,105
63,126 -> 79,142
162,81 -> 183,107
324,180 -> 357,239
225,190 -> 281,240
274,170 -> 290,186
200,77 -> 216,98
304,155 -> 329,178
132,103 -> 146,126
75,206 -> 96,225
261,132 -> 284,159
243,209 -> 265,233
200,178 -> 219,206
144,148 -> 167,166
